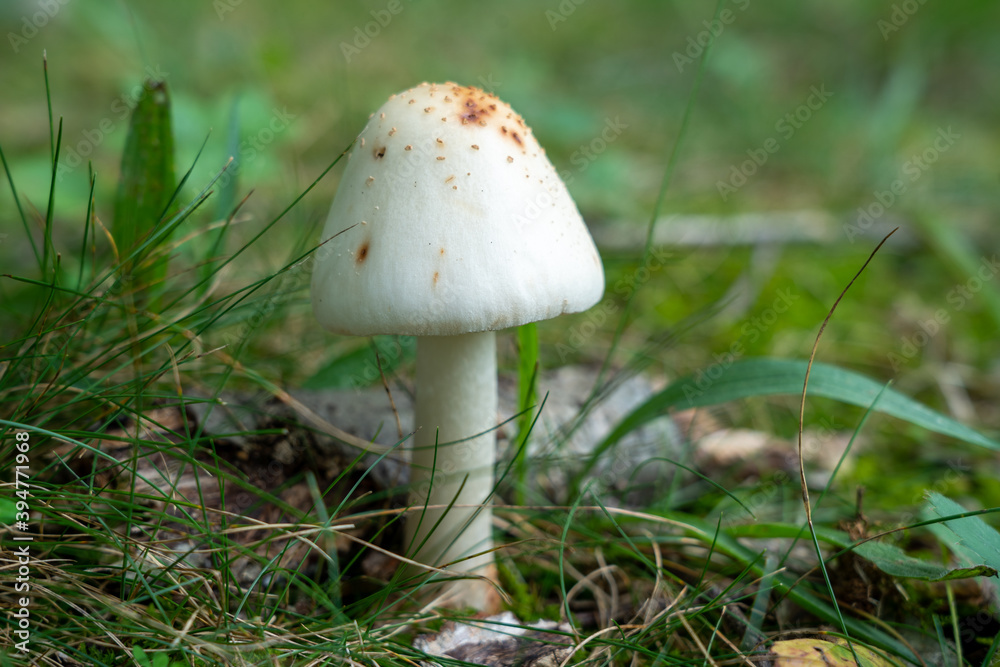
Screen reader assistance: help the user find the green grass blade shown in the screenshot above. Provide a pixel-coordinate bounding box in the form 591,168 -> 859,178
596,357 -> 998,468
515,322 -> 539,504
44,50 -> 54,165
216,95 -> 241,221
42,118 -> 62,281
0,142 -> 40,267
572,356 -> 997,497
981,629 -> 1000,667
77,167 -> 96,289
112,78 -> 176,284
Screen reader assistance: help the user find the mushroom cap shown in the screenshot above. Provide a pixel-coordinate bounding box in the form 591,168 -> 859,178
311,82 -> 605,337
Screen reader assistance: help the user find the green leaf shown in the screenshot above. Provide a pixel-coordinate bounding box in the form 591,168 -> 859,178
112,78 -> 176,283
593,358 -> 998,471
132,647 -> 152,667
922,492 -> 1000,572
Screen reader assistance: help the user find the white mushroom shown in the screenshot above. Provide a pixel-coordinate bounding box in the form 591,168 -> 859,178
311,82 -> 604,609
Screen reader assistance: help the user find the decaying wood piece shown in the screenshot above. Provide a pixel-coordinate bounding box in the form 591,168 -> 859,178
414,612 -> 574,667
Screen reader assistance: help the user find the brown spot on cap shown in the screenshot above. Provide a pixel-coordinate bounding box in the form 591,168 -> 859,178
373,146 -> 386,159
471,144 -> 479,150
439,247 -> 445,255
456,87 -> 502,125
356,241 -> 370,265
433,271 -> 440,285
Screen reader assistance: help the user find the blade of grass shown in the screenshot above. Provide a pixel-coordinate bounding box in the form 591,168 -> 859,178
571,355 -> 998,499
515,322 -> 539,505
77,167 -> 97,290
595,0 -> 725,393
796,229 -> 899,665
0,142 -> 39,267
112,78 -> 176,292
42,117 -> 62,282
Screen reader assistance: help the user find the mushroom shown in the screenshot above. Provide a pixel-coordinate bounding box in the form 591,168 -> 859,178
310,82 -> 604,609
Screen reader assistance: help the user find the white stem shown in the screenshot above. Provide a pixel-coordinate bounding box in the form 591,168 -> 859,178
407,331 -> 497,607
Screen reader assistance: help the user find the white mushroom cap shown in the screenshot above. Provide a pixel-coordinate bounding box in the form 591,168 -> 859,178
311,82 -> 604,337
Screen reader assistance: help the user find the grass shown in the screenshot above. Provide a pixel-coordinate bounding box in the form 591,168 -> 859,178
3,2 -> 1000,665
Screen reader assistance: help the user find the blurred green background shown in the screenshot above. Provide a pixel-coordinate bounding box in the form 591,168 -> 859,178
2,1 -> 998,499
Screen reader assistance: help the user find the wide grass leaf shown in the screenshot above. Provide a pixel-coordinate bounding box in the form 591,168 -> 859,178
922,492 -> 1000,572
112,78 -> 176,281
852,539 -> 995,581
731,522 -> 996,581
592,358 -> 999,473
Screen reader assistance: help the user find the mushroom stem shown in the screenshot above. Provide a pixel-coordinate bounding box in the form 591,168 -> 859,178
407,331 -> 497,608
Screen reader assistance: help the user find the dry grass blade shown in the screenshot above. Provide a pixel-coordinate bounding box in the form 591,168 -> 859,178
795,226 -> 898,664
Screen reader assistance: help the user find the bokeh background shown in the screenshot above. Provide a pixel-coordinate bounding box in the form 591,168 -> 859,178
2,1 -> 999,503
